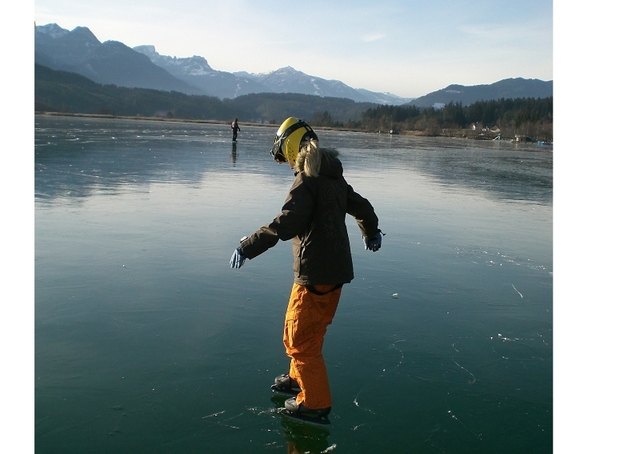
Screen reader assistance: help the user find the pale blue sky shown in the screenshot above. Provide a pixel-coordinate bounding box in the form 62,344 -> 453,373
34,0 -> 552,98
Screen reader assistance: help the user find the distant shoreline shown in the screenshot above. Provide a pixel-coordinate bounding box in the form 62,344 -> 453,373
35,111 -> 552,147
34,111 -> 370,133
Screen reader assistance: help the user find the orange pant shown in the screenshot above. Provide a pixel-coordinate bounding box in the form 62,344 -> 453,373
283,283 -> 342,409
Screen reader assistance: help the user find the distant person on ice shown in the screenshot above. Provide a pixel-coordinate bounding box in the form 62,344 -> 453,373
231,118 -> 241,141
229,116 -> 383,424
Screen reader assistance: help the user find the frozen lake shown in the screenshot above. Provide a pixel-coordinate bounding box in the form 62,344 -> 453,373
35,115 -> 552,452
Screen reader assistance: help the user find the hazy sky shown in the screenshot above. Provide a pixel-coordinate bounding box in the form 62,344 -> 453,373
34,0 -> 552,98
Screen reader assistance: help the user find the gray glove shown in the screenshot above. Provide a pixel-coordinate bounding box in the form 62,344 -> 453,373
363,230 -> 383,252
229,248 -> 246,269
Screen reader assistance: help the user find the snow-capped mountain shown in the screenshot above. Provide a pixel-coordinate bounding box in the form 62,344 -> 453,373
35,23 -> 410,104
237,66 -> 409,104
134,45 -> 269,99
35,24 -> 202,94
135,48 -> 410,104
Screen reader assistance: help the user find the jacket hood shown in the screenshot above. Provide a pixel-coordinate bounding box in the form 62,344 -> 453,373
294,146 -> 342,178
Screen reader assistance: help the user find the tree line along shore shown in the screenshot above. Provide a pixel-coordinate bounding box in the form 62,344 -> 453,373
36,105 -> 552,146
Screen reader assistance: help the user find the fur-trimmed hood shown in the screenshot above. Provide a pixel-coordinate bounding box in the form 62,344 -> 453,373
294,145 -> 342,178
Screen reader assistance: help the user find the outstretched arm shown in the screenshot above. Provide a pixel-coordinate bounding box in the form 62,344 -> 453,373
230,174 -> 314,267
346,183 -> 383,251
346,183 -> 379,237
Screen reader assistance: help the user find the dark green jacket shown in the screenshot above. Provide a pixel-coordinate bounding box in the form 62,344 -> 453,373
238,149 -> 379,286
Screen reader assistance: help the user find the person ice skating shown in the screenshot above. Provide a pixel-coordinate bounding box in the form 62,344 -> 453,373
229,117 -> 382,423
231,118 -> 241,141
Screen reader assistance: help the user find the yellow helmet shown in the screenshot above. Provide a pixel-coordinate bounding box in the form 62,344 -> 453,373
270,117 -> 318,165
